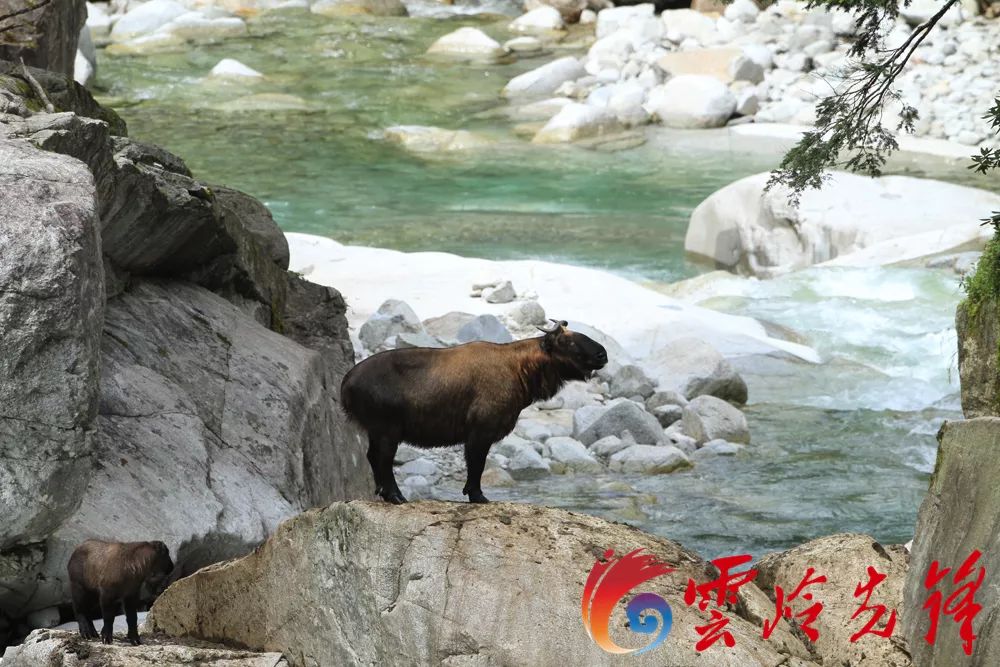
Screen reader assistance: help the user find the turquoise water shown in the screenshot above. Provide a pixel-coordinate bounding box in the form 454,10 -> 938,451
96,9 -> 975,558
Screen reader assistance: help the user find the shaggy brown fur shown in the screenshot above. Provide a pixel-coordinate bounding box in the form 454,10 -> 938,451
342,321 -> 608,503
67,540 -> 174,645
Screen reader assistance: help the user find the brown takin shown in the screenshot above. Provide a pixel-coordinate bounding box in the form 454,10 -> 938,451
341,319 -> 608,504
67,540 -> 174,645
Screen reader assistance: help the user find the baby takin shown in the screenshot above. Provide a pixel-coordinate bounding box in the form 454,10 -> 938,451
68,540 -> 174,645
342,319 -> 608,504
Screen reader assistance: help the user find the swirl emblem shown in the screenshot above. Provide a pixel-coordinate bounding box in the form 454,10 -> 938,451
581,548 -> 674,655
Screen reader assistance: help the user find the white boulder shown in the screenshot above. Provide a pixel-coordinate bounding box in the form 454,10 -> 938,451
660,8 -> 716,44
209,58 -> 264,79
682,395 -> 751,445
685,171 -> 1000,276
645,75 -> 736,128
109,0 -> 187,41
503,57 -> 585,98
427,27 -> 505,60
509,6 -> 564,33
532,103 -> 622,143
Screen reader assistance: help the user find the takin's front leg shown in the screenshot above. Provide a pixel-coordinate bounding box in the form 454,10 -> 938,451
71,582 -> 98,640
374,432 -> 407,504
98,590 -> 120,645
124,593 -> 141,646
462,439 -> 491,504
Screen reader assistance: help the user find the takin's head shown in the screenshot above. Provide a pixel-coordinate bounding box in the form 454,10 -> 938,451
142,541 -> 175,595
537,319 -> 608,379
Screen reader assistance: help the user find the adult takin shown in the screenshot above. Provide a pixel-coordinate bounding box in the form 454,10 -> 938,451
68,540 -> 175,645
341,319 -> 608,504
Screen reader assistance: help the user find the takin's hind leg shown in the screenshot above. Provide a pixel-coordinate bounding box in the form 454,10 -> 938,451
462,439 -> 491,504
373,433 -> 407,505
366,436 -> 382,496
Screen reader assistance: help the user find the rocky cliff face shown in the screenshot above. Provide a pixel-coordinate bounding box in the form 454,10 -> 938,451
0,62 -> 371,629
0,1 -> 86,77
956,297 -> 1000,418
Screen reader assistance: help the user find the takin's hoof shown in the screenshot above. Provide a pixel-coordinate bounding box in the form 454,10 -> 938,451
381,490 -> 408,504
128,634 -> 142,646
101,634 -> 113,645
467,492 -> 490,504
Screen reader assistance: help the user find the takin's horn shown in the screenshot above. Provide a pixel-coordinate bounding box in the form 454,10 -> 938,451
536,319 -> 568,334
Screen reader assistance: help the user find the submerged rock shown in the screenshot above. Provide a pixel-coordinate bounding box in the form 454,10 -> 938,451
682,395 -> 750,445
209,58 -> 264,79
426,27 -> 506,60
383,125 -> 493,153
608,444 -> 691,473
149,501 -> 812,666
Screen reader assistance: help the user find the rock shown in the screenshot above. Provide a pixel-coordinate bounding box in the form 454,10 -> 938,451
686,171 -> 1000,277
667,430 -> 697,455
900,0 -> 968,27
576,400 -> 665,446
691,438 -> 743,458
526,0 -> 587,22
644,337 -> 748,404
609,444 -> 691,473
25,606 -> 61,630
506,299 -> 546,327
759,534 -> 910,667
645,75 -> 736,128
507,445 -> 552,479
596,4 -> 654,38
509,6 -> 564,32
0,0 -> 87,76
110,0 -> 188,41
588,434 -> 629,458
392,331 -> 445,349
905,418 -> 1000,666
76,25 -> 97,84
682,395 -> 750,445
730,55 -> 764,84
149,501 -> 811,665
2,629 -> 288,666
656,48 -> 742,83
660,8 -> 717,44
74,50 -> 94,86
652,404 -> 683,427
532,102 -> 622,143
209,92 -> 310,112
456,314 -> 513,344
482,280 -> 516,304
399,457 -> 439,479
504,36 -> 543,53
310,0 -> 408,16
608,364 -> 655,399
724,0 -> 759,22
426,27 -> 505,60
646,390 -> 688,410
515,408 -> 574,441
162,12 -> 248,41
0,139 -> 102,552
358,299 -> 423,352
734,86 -> 760,116
480,466 -> 516,487
957,297 -> 1000,418
209,58 -> 264,79
502,56 -> 585,98
544,436 -> 602,473
422,311 -> 476,344
383,125 -> 492,153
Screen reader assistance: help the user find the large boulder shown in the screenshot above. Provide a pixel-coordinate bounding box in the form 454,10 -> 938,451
645,75 -> 736,129
685,171 -> 1000,277
359,299 -> 423,351
2,629 -> 287,666
575,400 -> 665,445
757,534 -> 910,667
149,501 -> 813,666
904,418 -> 1000,666
956,297 -> 1000,418
2,281 -> 371,614
0,0 -> 87,76
643,337 -> 747,404
0,139 -> 103,551
502,57 -> 585,98
681,395 -> 750,445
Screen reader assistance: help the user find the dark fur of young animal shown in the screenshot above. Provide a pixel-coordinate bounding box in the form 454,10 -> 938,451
67,540 -> 174,645
341,319 -> 608,504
